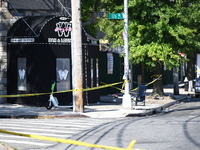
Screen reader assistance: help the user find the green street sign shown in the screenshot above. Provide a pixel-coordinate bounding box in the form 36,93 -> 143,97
108,13 -> 124,19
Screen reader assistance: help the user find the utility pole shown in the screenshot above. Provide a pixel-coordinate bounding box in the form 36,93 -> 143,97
71,0 -> 84,113
122,0 -> 132,109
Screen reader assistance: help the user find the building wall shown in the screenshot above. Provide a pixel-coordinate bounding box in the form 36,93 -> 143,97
0,1 -> 12,103
0,0 -> 69,103
99,51 -> 123,95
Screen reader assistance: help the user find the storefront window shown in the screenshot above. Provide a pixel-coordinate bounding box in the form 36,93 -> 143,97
56,58 -> 70,91
18,58 -> 27,91
107,53 -> 114,74
96,58 -> 99,86
91,58 -> 93,87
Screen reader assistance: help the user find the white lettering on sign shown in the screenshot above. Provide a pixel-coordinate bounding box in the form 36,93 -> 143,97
48,38 -> 71,43
18,69 -> 26,80
60,17 -> 68,21
11,38 -> 35,43
55,22 -> 72,37
58,70 -> 68,80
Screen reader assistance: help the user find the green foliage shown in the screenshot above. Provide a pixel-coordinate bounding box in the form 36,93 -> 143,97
128,0 -> 200,71
82,0 -> 200,71
129,43 -> 183,70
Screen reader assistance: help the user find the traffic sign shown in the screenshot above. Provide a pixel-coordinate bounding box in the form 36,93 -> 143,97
108,13 -> 124,19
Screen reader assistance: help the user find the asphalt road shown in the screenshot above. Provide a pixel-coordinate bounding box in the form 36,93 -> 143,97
64,97 -> 200,150
0,97 -> 199,150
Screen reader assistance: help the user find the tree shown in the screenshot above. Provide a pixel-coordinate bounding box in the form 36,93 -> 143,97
128,0 -> 200,96
82,0 -> 200,96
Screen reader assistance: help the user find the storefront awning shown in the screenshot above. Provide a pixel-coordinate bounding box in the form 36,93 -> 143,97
7,15 -> 98,45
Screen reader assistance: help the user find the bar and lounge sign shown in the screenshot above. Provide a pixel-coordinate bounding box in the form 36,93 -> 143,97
48,17 -> 72,43
10,17 -> 72,44
48,38 -> 71,43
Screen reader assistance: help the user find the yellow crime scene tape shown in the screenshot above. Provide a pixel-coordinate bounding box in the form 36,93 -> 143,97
0,75 -> 162,150
0,129 -> 143,150
0,75 -> 162,98
101,75 -> 162,93
0,76 -> 162,149
100,81 -> 123,91
146,74 -> 162,86
101,75 -> 162,94
0,81 -> 124,98
131,74 -> 162,92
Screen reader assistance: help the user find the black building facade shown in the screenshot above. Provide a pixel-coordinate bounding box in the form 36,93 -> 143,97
7,15 -> 99,106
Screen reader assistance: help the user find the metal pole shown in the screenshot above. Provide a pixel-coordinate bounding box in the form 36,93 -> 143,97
122,0 -> 132,109
71,0 -> 84,113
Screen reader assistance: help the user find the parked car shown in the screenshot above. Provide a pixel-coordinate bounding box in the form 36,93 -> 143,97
194,77 -> 200,97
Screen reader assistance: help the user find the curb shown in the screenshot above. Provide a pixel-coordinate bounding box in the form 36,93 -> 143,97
126,110 -> 153,117
0,96 -> 188,119
126,96 -> 188,117
150,96 -> 188,115
0,113 -> 89,119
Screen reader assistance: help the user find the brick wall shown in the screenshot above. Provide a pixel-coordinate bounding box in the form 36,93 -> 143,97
0,1 -> 10,103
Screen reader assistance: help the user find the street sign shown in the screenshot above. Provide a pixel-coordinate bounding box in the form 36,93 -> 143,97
108,13 -> 124,19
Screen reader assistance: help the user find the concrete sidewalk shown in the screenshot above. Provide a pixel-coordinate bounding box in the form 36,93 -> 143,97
0,88 -> 194,119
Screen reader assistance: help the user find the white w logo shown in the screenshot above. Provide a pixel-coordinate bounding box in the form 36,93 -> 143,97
58,70 -> 68,80
18,69 -> 25,80
55,22 -> 72,37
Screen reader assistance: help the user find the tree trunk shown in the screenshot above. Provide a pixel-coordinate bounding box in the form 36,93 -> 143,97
152,62 -> 164,96
186,55 -> 195,92
173,66 -> 179,95
187,55 -> 195,81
